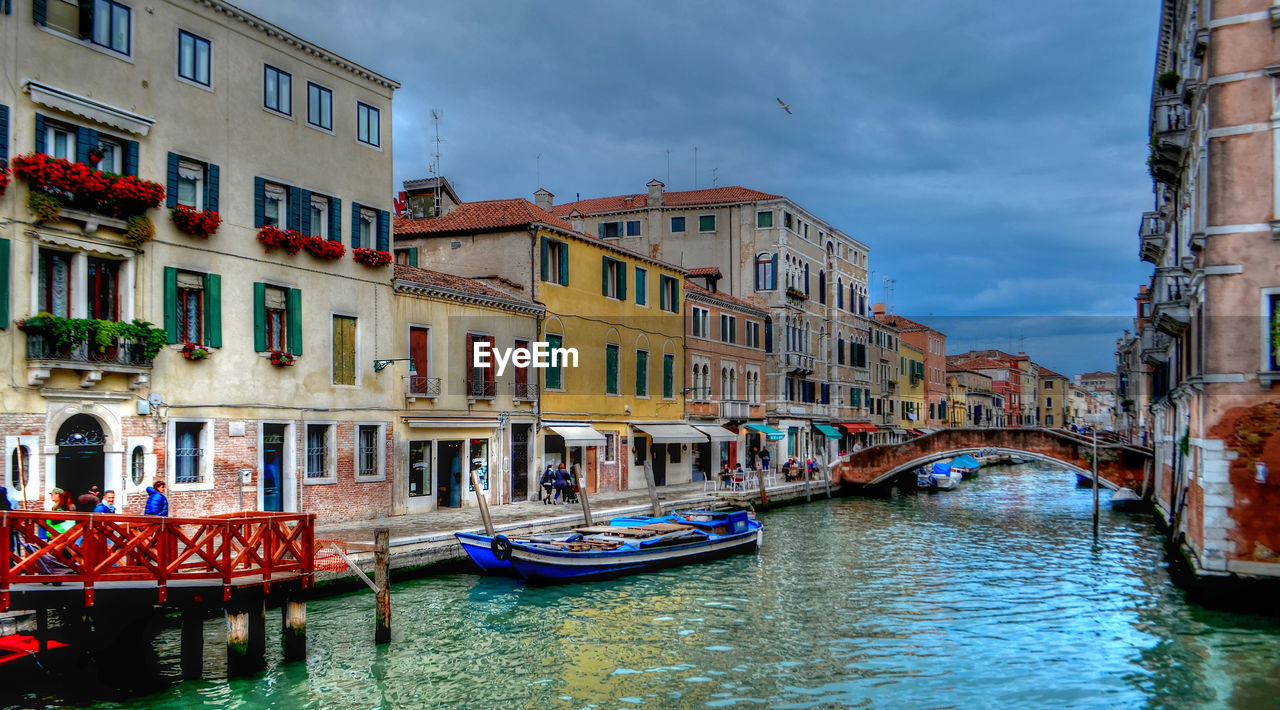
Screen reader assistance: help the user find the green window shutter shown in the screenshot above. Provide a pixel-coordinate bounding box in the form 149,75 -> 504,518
663,354 -> 673,398
618,263 -> 627,301
407,247 -> 418,266
601,256 -> 609,296
286,288 -> 303,355
557,243 -> 568,285
124,140 -> 138,176
659,277 -> 668,311
205,163 -> 219,212
545,334 -> 562,389
350,201 -> 362,247
33,0 -> 47,25
287,186 -> 302,231
297,188 -> 312,235
852,387 -> 861,407
252,282 -> 267,351
377,210 -> 390,251
166,153 -> 180,208
635,268 -> 646,305
77,0 -> 92,38
635,351 -> 647,396
253,177 -> 266,228
163,267 -> 179,344
0,239 -> 9,328
328,197 -> 340,241
606,345 -> 618,394
203,273 -> 221,348
34,114 -> 45,154
76,127 -> 97,164
540,237 -> 548,281
0,105 -> 8,164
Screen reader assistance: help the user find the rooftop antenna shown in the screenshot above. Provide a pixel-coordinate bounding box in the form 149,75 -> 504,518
536,153 -> 542,189
712,167 -> 719,187
666,149 -> 671,186
430,109 -> 444,177
693,146 -> 699,189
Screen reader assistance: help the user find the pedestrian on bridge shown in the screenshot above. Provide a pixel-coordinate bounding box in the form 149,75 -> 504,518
93,490 -> 116,514
145,481 -> 169,516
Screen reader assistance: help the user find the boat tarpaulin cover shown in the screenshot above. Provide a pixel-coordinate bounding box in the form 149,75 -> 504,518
813,423 -> 842,439
547,425 -> 607,445
694,425 -> 737,442
633,424 -> 708,443
952,454 -> 980,469
746,423 -> 786,441
932,461 -> 952,476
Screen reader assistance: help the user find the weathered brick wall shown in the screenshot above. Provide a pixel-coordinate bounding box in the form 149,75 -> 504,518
1208,401 -> 1280,563
1,413 -> 49,509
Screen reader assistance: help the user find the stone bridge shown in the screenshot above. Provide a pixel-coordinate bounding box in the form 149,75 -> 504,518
831,427 -> 1153,491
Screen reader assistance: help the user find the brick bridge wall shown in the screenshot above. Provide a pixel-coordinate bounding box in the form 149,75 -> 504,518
831,428 -> 1152,490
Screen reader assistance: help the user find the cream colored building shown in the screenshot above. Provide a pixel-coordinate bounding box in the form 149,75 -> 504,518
0,0 -> 398,522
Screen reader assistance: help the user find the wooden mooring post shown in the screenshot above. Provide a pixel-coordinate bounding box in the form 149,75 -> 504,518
469,468 -> 495,535
226,597 -> 265,677
374,528 -> 390,645
282,597 -> 307,662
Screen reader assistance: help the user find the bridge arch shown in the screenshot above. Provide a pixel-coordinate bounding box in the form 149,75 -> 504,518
871,446 -> 1118,490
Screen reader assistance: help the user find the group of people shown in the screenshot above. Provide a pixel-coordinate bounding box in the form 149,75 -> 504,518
0,481 -> 170,519
538,463 -> 579,505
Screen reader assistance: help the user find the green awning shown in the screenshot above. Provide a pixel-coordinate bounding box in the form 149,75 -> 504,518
746,423 -> 785,441
814,423 -> 842,439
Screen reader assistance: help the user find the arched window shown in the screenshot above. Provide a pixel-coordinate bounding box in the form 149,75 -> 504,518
131,446 -> 146,487
10,446 -> 30,493
729,370 -> 737,399
838,336 -> 845,365
817,270 -> 826,304
701,363 -> 711,399
720,368 -> 729,400
837,278 -> 844,309
755,253 -> 777,291
803,263 -> 810,295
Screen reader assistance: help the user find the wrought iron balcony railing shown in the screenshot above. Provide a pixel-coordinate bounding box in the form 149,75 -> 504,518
25,330 -> 156,367
408,376 -> 442,396
467,379 -> 497,399
513,382 -> 538,400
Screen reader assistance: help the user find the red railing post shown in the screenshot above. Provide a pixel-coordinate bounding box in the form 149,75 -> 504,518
1,512 -> 11,611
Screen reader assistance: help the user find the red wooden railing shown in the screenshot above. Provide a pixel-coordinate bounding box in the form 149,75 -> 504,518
0,510 -> 314,610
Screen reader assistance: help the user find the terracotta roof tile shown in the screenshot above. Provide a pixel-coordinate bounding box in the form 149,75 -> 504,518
684,283 -> 768,314
395,198 -> 576,236
551,186 -> 782,217
393,264 -> 532,303
948,357 -> 1012,371
687,267 -> 721,277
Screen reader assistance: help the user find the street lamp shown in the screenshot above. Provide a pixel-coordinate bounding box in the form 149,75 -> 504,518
373,358 -> 418,374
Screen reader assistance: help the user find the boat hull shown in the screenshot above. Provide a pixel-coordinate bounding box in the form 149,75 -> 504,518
1110,489 -> 1146,512
457,532 -> 513,574
507,525 -> 762,584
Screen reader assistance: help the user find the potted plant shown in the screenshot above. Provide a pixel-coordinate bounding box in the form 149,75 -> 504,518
124,215 -> 155,246
170,205 -> 222,239
87,145 -> 106,166
302,235 -> 346,260
352,247 -> 392,267
1157,71 -> 1180,91
258,226 -> 304,255
269,351 -> 295,367
181,343 -> 211,360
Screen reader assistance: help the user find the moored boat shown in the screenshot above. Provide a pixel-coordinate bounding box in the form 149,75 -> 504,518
931,461 -> 961,490
457,530 -> 580,574
951,454 -> 981,479
490,510 -> 762,584
1109,488 -> 1145,512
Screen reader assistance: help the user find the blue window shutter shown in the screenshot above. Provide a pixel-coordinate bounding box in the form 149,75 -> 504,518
328,197 -> 340,241
34,114 -> 45,154
76,127 -> 96,164
350,201 -> 362,248
0,238 -> 9,329
163,267 -> 179,344
297,188 -> 311,235
619,262 -> 626,301
597,223 -> 604,239
540,236 -> 548,281
408,247 -> 418,267
253,282 -> 267,351
124,139 -> 138,176
165,152 -> 180,208
205,163 -> 219,212
253,177 -> 265,228
377,210 -> 389,251
203,273 -> 221,348
0,105 -> 8,164
33,0 -> 46,24
601,256 -> 609,296
286,288 -> 303,356
770,254 -> 778,289
287,186 -> 302,231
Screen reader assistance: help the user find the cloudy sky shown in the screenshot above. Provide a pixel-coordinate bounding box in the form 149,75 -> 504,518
236,0 -> 1157,376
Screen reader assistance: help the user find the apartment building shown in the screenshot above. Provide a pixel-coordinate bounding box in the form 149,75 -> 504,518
0,0 -> 398,522
1037,368 -> 1070,428
874,307 -> 949,427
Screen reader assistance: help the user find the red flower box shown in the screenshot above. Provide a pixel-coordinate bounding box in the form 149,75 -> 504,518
352,247 -> 392,268
269,351 -> 295,367
257,226 -> 304,255
302,235 -> 346,260
9,153 -> 164,218
171,205 -> 222,239
0,165 -> 10,198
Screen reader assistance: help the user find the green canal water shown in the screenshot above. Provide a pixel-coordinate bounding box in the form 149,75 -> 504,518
49,463 -> 1280,707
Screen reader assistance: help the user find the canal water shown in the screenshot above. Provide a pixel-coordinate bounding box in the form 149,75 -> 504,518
33,462 -> 1280,707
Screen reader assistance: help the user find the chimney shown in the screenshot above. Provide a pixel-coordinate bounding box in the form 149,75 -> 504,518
872,302 -> 886,317
647,178 -> 664,206
534,188 -> 554,213
569,209 -> 584,233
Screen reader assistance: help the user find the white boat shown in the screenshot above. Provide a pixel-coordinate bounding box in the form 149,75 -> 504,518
917,461 -> 961,491
1109,488 -> 1145,512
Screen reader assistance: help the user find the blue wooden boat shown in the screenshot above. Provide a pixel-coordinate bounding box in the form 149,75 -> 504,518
456,530 -> 580,574
486,510 -> 761,584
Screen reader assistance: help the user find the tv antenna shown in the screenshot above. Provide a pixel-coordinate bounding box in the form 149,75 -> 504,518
536,153 -> 542,188
882,276 -> 896,313
693,146 -> 699,189
712,167 -> 719,187
429,109 -> 444,177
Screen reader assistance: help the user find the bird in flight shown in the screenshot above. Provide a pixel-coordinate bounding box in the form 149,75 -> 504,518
777,98 -> 792,114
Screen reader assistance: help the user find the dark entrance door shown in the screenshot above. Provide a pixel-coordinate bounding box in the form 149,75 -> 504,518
694,442 -> 712,481
511,424 -> 530,502
262,424 -> 286,512
651,443 -> 667,486
55,414 -> 105,506
437,440 -> 463,508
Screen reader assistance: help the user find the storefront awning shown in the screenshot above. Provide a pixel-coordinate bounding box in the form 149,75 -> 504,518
633,424 -> 707,444
694,425 -> 737,442
814,423 -> 842,439
746,423 -> 786,441
547,425 -> 607,444
405,418 -> 501,429
839,422 -> 877,434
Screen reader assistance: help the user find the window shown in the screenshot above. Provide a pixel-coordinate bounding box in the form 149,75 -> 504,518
465,333 -> 496,398
45,123 -> 76,161
357,425 -> 382,478
38,250 -> 72,317
601,221 -> 621,238
755,253 -> 777,291
264,65 -> 292,115
1045,380 -> 1055,390
664,354 -> 675,398
176,160 -> 203,209
176,271 -> 203,345
408,441 -> 432,498
395,248 -> 418,266
746,321 -> 760,349
178,30 -> 210,86
784,212 -> 794,230
545,333 -> 564,389
93,137 -> 123,173
757,210 -> 773,228
1046,415 -> 1055,427
91,0 -> 130,55
10,446 -> 30,492
603,433 -> 617,463
671,216 -> 685,232
635,267 -> 648,306
130,446 -> 145,487
265,288 -> 287,351
359,208 -> 376,247
357,102 -> 380,147
255,284 -> 300,355
602,257 -> 627,300
87,258 -> 118,321
308,83 -> 333,130
720,314 -> 737,344
263,182 -> 287,227
540,237 -> 569,286
605,344 -> 619,395
635,349 -> 649,397
332,315 -> 356,386
174,422 -> 204,484
698,214 -> 716,232
659,275 -> 678,313
692,307 -> 709,338
625,220 -> 641,236
309,195 -> 329,239
305,424 -> 331,479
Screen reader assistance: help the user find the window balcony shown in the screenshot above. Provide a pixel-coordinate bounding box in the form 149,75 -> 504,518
1140,325 -> 1171,366
1152,297 -> 1191,336
1139,211 -> 1166,264
513,382 -> 538,401
407,376 -> 441,399
466,379 -> 496,400
782,351 -> 815,374
22,319 -> 159,389
720,400 -> 752,421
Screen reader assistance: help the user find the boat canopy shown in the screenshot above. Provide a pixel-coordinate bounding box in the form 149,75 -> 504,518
633,424 -> 707,443
746,423 -> 786,441
813,423 -> 842,439
694,425 -> 737,442
932,461 -> 952,476
952,454 -> 980,469
547,425 -> 607,444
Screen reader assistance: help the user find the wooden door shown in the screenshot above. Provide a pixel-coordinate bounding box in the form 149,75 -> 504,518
410,326 -> 430,393
586,446 -> 598,493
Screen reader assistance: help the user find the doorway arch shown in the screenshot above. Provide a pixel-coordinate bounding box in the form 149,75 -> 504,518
56,414 -> 106,503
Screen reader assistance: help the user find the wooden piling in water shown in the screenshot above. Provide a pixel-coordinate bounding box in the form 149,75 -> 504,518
469,468 -> 495,535
226,605 -> 251,677
642,459 -> 662,518
374,528 -> 390,645
181,607 -> 204,679
282,598 -> 307,662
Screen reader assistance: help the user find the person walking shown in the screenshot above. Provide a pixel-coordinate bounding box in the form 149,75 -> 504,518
540,465 -> 555,504
77,485 -> 101,512
144,481 -> 169,516
93,490 -> 117,514
553,463 -> 570,504
761,449 -> 771,473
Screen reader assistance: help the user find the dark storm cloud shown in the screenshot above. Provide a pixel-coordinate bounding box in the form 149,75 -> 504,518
232,0 -> 1156,373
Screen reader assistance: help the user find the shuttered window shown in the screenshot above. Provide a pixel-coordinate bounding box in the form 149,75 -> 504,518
605,344 -> 619,395
332,315 -> 356,385
545,333 -> 563,390
540,237 -> 569,286
254,283 -> 301,355
635,350 -> 648,397
0,239 -> 9,329
663,354 -> 674,399
163,267 -> 220,347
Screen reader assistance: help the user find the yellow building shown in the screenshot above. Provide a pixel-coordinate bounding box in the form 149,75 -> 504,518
397,195 -> 690,492
946,375 -> 968,426
899,343 -> 926,429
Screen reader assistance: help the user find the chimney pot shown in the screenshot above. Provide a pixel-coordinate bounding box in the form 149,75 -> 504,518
534,188 -> 554,213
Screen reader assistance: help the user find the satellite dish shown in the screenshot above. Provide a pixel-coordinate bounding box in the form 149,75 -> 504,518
148,393 -> 164,407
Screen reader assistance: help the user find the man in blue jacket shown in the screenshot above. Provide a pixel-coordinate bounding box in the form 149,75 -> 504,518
145,481 -> 168,516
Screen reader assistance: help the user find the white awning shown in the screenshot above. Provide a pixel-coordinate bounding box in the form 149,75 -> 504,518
694,425 -> 737,442
404,418 -> 501,429
633,424 -> 708,444
24,79 -> 156,136
547,425 -> 607,444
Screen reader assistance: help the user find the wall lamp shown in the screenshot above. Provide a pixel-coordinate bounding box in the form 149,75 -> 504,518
373,358 -> 418,374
